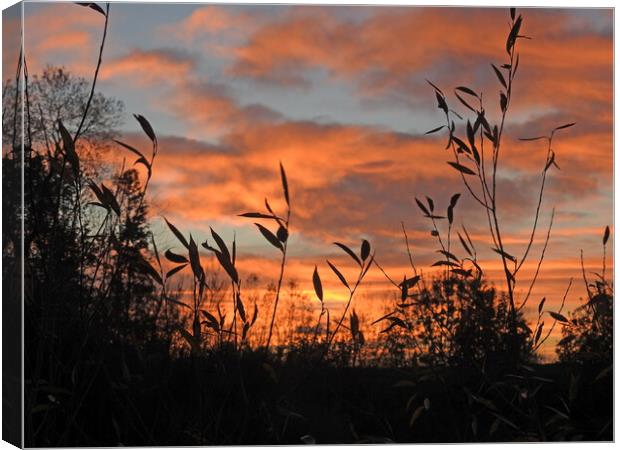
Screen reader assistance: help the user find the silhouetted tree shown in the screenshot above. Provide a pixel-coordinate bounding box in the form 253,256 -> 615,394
557,276 -> 613,364
382,276 -> 532,368
3,66 -> 123,175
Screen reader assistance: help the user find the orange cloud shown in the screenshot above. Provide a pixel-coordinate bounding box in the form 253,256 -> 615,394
101,49 -> 197,85
165,81 -> 282,133
22,3 -> 103,76
185,6 -> 236,34
173,5 -> 253,37
229,8 -> 612,98
36,31 -> 91,52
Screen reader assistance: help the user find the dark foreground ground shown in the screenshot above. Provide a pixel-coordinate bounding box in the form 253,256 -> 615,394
26,346 -> 612,446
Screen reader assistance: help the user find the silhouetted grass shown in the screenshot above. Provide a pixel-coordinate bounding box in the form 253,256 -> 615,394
2,5 -> 611,446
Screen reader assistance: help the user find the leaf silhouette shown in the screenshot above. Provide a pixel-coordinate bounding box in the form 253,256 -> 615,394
133,114 -> 156,143
514,53 -> 520,75
437,250 -> 459,262
399,275 -> 420,289
58,120 -> 79,175
327,260 -> 349,290
436,92 -> 448,114
276,225 -> 289,243
466,120 -> 476,147
455,92 -> 476,113
231,234 -> 237,265
236,293 -> 246,323
603,226 -> 610,245
136,256 -> 162,285
114,139 -> 145,160
519,136 -> 547,142
134,156 -> 152,179
312,266 -> 323,302
350,309 -> 359,337
400,276 -> 408,301
76,2 -> 106,16
334,242 -> 361,266
548,311 -> 569,323
492,247 -> 516,263
553,122 -> 576,132
506,14 -> 522,54
188,235 -> 203,280
447,161 -> 476,175
381,316 -> 409,333
239,212 -> 281,220
455,86 -> 478,97
204,229 -> 238,283
88,181 -> 106,206
534,322 -> 544,344
279,162 -> 289,206
451,268 -> 472,277
255,223 -> 283,251
452,136 -> 470,155
210,227 -> 231,262
500,92 -> 508,112
425,196 -> 434,212
264,198 -> 276,215
491,64 -> 507,89
166,264 -> 187,279
450,193 -> 461,208
538,297 -> 546,315
432,260 -> 459,268
457,232 -> 472,256
251,303 -> 259,326
360,239 -> 371,261
151,232 -> 162,271
101,184 -> 120,216
425,125 -> 445,135
415,197 -> 430,216
165,250 -> 188,264
426,79 -> 444,96
201,310 -> 220,331
214,250 -> 238,284
164,218 -> 190,249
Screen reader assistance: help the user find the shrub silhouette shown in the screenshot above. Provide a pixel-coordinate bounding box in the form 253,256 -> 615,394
557,227 -> 613,364
395,276 -> 531,368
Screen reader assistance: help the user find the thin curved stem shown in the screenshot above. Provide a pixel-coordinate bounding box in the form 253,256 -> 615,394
327,256 -> 373,350
515,137 -> 553,275
74,3 -> 110,143
264,209 -> 290,353
517,209 -> 554,312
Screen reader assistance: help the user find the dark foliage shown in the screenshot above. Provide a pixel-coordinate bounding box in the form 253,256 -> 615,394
383,276 -> 532,369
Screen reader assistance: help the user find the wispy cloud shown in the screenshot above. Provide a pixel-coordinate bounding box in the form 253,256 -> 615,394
101,48 -> 197,85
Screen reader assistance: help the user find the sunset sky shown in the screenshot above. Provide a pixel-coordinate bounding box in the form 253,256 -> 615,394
6,3 -> 613,356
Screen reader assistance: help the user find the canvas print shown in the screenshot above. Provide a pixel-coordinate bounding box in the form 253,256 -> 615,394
2,2 -> 613,446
